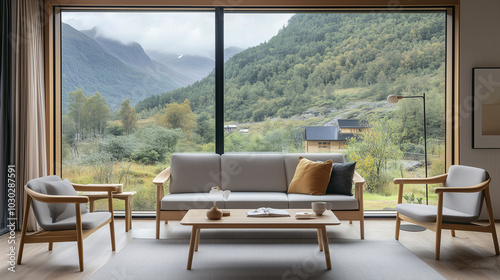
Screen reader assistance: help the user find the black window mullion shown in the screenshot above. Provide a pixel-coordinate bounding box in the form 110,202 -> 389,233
215,7 -> 224,155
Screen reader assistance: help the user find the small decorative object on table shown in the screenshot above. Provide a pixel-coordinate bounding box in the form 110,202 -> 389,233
206,186 -> 230,220
246,207 -> 290,217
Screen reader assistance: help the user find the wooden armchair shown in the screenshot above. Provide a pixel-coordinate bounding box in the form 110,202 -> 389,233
17,175 -> 119,271
394,165 -> 499,260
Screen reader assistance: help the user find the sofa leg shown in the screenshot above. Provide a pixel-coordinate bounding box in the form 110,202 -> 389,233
349,220 -> 352,224
360,218 -> 365,240
156,217 -> 161,239
165,220 -> 168,224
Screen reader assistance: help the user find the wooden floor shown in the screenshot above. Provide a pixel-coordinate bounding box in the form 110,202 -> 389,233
1,218 -> 499,279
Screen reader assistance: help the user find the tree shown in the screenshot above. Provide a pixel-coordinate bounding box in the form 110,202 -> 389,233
81,92 -> 110,138
157,99 -> 196,135
195,112 -> 215,144
346,115 -> 404,193
68,88 -> 86,139
119,98 -> 137,134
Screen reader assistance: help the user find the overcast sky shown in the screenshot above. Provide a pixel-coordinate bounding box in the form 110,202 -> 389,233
62,12 -> 293,58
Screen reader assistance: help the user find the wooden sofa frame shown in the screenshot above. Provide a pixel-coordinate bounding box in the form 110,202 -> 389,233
153,167 -> 365,239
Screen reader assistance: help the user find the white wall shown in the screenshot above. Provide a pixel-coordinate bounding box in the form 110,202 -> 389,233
460,0 -> 500,218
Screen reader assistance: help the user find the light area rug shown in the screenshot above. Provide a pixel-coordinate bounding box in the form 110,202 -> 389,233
89,236 -> 445,280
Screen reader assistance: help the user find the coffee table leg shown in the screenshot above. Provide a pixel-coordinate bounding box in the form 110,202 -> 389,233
187,226 -> 198,270
317,228 -> 323,251
194,227 -> 201,252
125,197 -> 130,232
320,226 -> 332,270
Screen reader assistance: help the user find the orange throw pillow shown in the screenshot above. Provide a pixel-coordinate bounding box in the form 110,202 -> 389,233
287,157 -> 333,195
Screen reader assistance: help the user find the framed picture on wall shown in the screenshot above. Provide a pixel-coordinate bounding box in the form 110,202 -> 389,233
473,67 -> 500,148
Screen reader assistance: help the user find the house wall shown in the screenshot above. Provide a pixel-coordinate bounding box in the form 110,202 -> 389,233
340,128 -> 365,134
460,0 -> 500,218
305,140 -> 344,153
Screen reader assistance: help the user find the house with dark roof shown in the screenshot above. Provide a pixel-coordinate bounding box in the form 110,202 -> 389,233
304,119 -> 368,152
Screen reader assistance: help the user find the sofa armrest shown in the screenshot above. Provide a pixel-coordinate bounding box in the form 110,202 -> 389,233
352,171 -> 365,208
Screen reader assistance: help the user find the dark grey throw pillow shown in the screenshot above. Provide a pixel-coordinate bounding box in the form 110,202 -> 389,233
325,162 -> 356,196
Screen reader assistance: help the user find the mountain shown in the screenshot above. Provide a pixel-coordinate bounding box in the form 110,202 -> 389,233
62,23 -> 184,111
224,46 -> 244,61
147,51 -> 215,84
146,46 -> 243,83
135,13 -> 445,127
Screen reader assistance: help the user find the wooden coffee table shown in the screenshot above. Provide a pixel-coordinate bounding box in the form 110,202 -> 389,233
180,209 -> 341,270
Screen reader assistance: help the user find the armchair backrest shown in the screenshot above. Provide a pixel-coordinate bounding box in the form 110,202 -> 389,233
444,165 -> 487,219
26,175 -> 88,230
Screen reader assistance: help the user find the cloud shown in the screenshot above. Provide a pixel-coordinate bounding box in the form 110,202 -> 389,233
62,11 -> 293,58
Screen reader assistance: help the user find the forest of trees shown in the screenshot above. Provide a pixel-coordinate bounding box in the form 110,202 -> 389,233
62,12 -> 447,210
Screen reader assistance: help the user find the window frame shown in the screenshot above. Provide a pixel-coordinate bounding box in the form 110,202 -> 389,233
44,0 -> 460,216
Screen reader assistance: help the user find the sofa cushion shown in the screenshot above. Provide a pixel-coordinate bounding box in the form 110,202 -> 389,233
284,153 -> 344,188
287,194 -> 359,210
325,162 -> 356,196
169,153 -> 221,194
224,192 -> 289,209
287,157 -> 333,195
161,193 -> 226,210
221,154 -> 287,192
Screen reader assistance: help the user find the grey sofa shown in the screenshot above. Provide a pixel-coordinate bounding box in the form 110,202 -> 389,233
153,153 -> 365,239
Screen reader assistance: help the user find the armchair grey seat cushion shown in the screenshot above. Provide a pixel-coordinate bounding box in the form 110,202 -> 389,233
42,212 -> 112,231
396,204 -> 478,224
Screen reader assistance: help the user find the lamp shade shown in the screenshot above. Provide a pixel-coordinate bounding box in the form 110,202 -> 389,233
387,95 -> 400,104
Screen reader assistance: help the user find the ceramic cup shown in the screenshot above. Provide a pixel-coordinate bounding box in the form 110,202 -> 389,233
311,202 -> 332,216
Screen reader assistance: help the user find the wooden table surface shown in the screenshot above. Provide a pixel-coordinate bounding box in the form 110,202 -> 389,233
180,208 -> 340,227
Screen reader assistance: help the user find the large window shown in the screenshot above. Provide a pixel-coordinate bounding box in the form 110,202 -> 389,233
61,11 -> 215,211
222,12 -> 446,210
57,7 -> 450,213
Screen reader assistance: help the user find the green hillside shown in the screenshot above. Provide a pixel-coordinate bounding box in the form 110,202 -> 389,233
135,12 -> 445,138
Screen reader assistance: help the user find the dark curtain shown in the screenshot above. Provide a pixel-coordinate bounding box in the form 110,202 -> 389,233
1,0 -> 15,236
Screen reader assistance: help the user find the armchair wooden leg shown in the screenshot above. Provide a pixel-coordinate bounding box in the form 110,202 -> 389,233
451,230 -> 455,237
349,220 -> 352,224
395,215 -> 401,240
156,216 -> 161,239
492,227 -> 500,255
17,196 -> 31,265
109,222 -> 116,251
484,187 -> 500,255
435,229 -> 442,260
75,204 -> 84,271
48,242 -> 53,251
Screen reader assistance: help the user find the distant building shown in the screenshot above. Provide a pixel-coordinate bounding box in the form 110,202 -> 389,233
304,119 -> 368,152
239,129 -> 249,133
224,124 -> 238,131
337,119 -> 368,134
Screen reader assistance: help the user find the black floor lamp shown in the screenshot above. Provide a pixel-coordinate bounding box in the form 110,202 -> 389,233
387,93 -> 427,232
